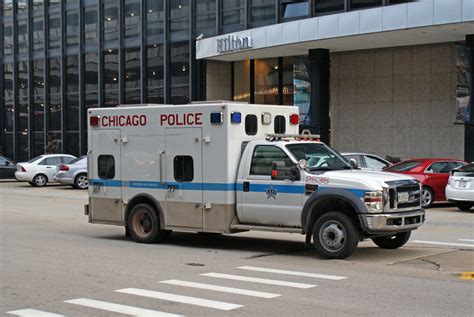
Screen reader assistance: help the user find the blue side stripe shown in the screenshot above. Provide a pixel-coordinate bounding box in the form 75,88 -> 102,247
90,179 -> 122,187
247,183 -> 305,194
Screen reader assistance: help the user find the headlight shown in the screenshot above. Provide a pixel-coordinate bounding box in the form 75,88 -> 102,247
364,190 -> 385,213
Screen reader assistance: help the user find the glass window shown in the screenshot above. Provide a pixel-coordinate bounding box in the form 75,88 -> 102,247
3,133 -> 14,160
66,10 -> 79,47
4,63 -> 14,100
85,92 -> 99,109
61,156 -> 75,163
286,143 -> 351,170
426,162 -> 452,174
49,12 -> 61,50
294,57 -> 311,126
103,2 -> 119,42
233,60 -> 250,102
46,132 -> 62,154
17,0 -> 27,15
18,19 -> 28,54
48,0 -> 60,7
33,59 -> 45,96
18,62 -> 28,98
245,114 -> 258,136
274,115 -> 286,134
4,101 -> 14,132
3,0 -> 13,16
250,146 -> 293,176
33,97 -> 45,131
33,16 -> 45,52
386,161 -> 422,172
170,0 -> 190,36
147,87 -> 164,104
282,57 -> 294,105
174,156 -> 193,182
104,90 -> 119,107
98,155 -> 115,179
250,0 -> 276,28
40,156 -> 62,165
66,132 -> 79,157
315,0 -> 345,15
49,57 -> 61,94
196,0 -> 216,37
450,162 -> 466,170
124,0 -> 141,38
49,94 -> 62,131
350,0 -> 382,10
18,133 -> 29,162
66,94 -> 79,131
84,6 -> 98,46
254,58 -> 279,104
343,154 -> 363,167
222,0 -> 245,33
146,0 -> 164,36
170,41 -> 189,88
281,0 -> 309,20
365,155 -> 389,169
3,21 -> 13,56
33,133 -> 45,157
104,49 -> 119,91
19,100 -> 29,133
32,0 -> 43,11
67,56 -> 79,93
125,47 -> 141,90
147,44 -> 164,88
85,53 -> 99,92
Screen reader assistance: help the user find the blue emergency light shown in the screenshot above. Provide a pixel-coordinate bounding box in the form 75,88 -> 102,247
210,112 -> 224,124
230,112 -> 241,124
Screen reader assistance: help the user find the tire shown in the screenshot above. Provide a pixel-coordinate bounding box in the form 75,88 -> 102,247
32,174 -> 48,187
372,231 -> 411,249
73,173 -> 89,189
454,201 -> 473,211
128,203 -> 170,243
421,186 -> 434,208
312,211 -> 359,259
28,181 -> 36,187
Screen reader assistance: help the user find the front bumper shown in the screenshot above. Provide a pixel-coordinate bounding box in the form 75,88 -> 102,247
359,209 -> 425,234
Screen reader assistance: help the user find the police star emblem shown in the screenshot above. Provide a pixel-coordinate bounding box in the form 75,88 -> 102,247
266,186 -> 277,199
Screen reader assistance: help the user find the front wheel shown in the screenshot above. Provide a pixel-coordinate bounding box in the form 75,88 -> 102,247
454,202 -> 473,211
421,186 -> 434,208
372,231 -> 411,249
313,211 -> 359,259
128,203 -> 170,243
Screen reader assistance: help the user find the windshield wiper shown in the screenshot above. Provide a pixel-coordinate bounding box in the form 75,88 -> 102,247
308,166 -> 352,171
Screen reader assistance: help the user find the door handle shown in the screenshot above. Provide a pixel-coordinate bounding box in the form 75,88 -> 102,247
159,150 -> 165,185
46,167 -> 52,169
243,181 -> 250,192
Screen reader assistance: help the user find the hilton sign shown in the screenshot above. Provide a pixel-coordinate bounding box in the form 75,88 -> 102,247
216,35 -> 252,53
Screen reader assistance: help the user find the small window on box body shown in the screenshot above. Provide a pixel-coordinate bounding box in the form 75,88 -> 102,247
98,155 -> 115,179
274,115 -> 286,134
174,156 -> 194,182
245,114 -> 258,135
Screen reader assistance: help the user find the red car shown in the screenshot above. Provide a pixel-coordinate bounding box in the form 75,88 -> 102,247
384,158 -> 466,208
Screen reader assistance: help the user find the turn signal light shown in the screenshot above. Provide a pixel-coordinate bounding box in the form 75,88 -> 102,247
290,114 -> 299,125
90,116 -> 100,126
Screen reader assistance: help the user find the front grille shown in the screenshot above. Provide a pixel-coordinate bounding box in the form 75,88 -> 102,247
386,181 -> 421,210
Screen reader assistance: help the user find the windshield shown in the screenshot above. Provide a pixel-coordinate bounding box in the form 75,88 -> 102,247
286,143 -> 352,171
386,161 -> 421,172
27,155 -> 43,163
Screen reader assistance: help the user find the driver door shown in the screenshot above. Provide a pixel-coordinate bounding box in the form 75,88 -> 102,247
239,145 -> 304,227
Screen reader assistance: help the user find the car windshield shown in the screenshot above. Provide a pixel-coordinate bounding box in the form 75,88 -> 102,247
385,161 -> 422,172
27,155 -> 43,163
69,155 -> 86,164
453,163 -> 474,175
286,143 -> 352,171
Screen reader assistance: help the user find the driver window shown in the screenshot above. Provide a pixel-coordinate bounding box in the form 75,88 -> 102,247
365,156 -> 388,169
250,146 -> 293,176
426,162 -> 450,174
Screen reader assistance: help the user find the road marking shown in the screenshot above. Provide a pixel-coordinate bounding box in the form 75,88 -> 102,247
457,239 -> 474,243
116,288 -> 242,311
201,273 -> 317,289
64,298 -> 181,317
7,309 -> 65,317
411,240 -> 474,249
459,272 -> 474,281
159,279 -> 280,298
237,266 -> 347,281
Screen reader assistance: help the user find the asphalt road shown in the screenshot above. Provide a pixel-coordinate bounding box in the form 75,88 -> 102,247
1,181 -> 473,317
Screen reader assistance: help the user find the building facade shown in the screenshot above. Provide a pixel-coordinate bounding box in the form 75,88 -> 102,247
1,0 -> 473,163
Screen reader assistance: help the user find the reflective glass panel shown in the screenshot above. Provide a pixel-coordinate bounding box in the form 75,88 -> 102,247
103,2 -> 119,41
196,0 -> 216,37
66,93 -> 79,131
282,1 -> 309,20
222,0 -> 245,32
3,22 -> 13,55
33,15 -> 45,52
4,101 -> 14,132
49,57 -> 61,94
18,62 -> 28,98
282,57 -> 294,105
170,42 -> 189,87
33,96 -> 45,131
18,19 -> 28,54
49,12 -> 61,50
315,0 -> 345,15
124,0 -> 141,38
34,59 -> 45,96
66,10 -> 79,47
4,64 -> 13,100
85,53 -> 99,92
250,0 -> 276,27
4,0 -> 13,16
350,0 -> 382,9
233,60 -> 250,102
254,58 -> 279,104
125,47 -> 141,89
146,0 -> 164,36
67,56 -> 79,93
48,94 -> 61,131
84,6 -> 98,46
104,49 -> 119,90
170,0 -> 190,34
19,99 -> 29,132
33,133 -> 45,157
147,44 -> 164,88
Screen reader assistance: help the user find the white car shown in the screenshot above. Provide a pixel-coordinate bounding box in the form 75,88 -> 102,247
15,154 -> 76,187
446,163 -> 474,211
341,152 -> 392,170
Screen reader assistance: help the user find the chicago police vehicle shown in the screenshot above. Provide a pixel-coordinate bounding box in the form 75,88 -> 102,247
85,102 -> 425,259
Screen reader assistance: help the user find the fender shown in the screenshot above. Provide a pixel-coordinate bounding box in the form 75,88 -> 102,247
125,193 -> 166,229
301,188 -> 367,232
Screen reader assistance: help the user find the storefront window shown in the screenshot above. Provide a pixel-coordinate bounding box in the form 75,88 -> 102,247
350,0 -> 382,10
294,57 -> 311,126
315,0 -> 345,15
146,0 -> 164,36
233,60 -> 250,102
196,0 -> 216,37
254,58 -> 279,105
124,0 -> 141,38
84,6 -> 98,46
250,0 -> 276,28
282,57 -> 294,105
222,0 -> 245,33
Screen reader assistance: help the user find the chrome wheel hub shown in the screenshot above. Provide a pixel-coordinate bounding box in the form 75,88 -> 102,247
319,221 -> 346,252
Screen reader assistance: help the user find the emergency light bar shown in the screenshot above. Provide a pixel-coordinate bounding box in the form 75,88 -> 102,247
265,133 -> 321,142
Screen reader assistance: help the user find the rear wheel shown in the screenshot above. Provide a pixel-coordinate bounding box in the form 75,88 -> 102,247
128,203 -> 170,243
454,201 -> 473,211
421,186 -> 434,208
313,211 -> 359,259
74,173 -> 89,189
372,231 -> 411,249
33,174 -> 48,187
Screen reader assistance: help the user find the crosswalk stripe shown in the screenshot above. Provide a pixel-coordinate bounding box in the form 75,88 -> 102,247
237,266 -> 347,280
7,309 -> 65,317
116,288 -> 243,311
457,239 -> 474,243
411,240 -> 474,249
64,298 -> 181,317
201,273 -> 317,289
159,279 -> 280,298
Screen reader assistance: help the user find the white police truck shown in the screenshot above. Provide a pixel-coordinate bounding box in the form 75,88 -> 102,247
85,101 -> 425,259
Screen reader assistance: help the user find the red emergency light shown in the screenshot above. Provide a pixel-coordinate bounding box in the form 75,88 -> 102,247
290,114 -> 299,125
90,116 -> 100,126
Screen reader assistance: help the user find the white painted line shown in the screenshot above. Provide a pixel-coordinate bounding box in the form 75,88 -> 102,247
457,239 -> 474,243
64,298 -> 181,317
201,273 -> 317,289
411,240 -> 474,249
237,266 -> 347,281
116,288 -> 242,311
160,279 -> 280,299
7,309 -> 65,317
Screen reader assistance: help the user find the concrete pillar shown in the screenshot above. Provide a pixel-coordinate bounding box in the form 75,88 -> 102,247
465,35 -> 474,162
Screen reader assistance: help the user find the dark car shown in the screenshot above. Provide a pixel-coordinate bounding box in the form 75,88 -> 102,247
0,155 -> 16,179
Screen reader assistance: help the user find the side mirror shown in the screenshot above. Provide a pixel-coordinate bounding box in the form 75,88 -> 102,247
271,161 -> 300,181
349,158 -> 358,169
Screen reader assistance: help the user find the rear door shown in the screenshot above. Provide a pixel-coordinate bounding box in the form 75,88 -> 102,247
89,129 -> 122,224
164,128 -> 203,229
38,156 -> 63,180
425,161 -> 451,201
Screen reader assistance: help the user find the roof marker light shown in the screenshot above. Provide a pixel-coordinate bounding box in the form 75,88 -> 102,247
290,114 -> 299,125
231,112 -> 241,124
261,112 -> 272,125
210,112 -> 224,125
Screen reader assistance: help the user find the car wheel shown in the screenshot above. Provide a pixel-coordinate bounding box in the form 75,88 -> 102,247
128,203 -> 171,243
28,181 -> 36,186
421,186 -> 434,208
313,211 -> 359,259
74,173 -> 89,189
372,231 -> 411,249
454,202 -> 473,211
33,174 -> 48,187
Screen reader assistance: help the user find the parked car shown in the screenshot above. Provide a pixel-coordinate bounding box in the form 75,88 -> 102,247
446,163 -> 474,211
54,155 -> 88,189
0,155 -> 16,179
341,152 -> 392,170
15,154 -> 76,187
384,158 -> 466,208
